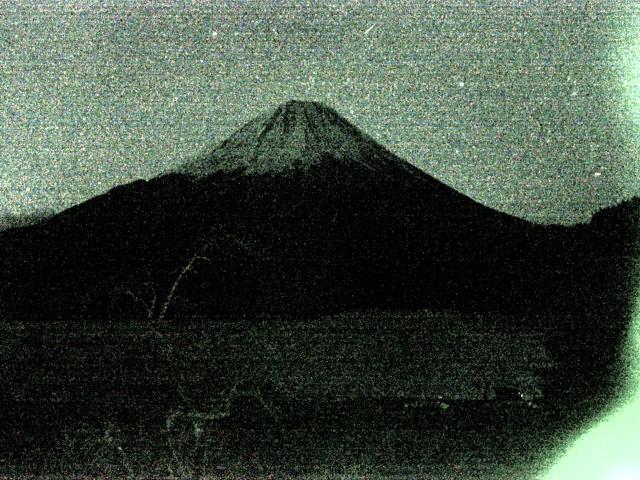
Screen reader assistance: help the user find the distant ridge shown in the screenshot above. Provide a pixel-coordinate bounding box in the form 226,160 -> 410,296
0,209 -> 54,232
176,100 -> 422,178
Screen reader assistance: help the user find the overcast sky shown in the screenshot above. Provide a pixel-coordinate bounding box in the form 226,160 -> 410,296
1,0 -> 638,225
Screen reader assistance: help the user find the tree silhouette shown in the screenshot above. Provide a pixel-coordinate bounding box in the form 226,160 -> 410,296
118,225 -> 262,323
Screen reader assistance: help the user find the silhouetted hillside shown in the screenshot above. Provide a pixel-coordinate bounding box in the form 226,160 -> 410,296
0,209 -> 54,232
544,196 -> 639,403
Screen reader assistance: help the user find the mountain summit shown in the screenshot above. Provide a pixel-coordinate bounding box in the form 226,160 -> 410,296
177,100 -> 420,178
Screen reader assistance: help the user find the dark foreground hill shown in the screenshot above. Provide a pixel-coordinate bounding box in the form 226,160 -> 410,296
0,100 -> 637,400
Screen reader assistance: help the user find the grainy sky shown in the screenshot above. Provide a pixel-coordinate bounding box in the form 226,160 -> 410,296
0,0 -> 638,225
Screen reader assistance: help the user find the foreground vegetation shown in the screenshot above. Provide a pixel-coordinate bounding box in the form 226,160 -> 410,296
0,310 -> 604,478
3,399 -> 574,479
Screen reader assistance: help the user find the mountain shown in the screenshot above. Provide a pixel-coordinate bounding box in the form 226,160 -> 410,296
0,99 -> 637,414
0,100 -> 636,327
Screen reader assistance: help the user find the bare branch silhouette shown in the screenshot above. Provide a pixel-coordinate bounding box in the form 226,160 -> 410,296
156,253 -> 213,323
116,224 -> 265,326
123,281 -> 157,320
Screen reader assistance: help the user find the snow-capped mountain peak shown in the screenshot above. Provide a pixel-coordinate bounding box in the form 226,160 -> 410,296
177,100 -> 419,177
